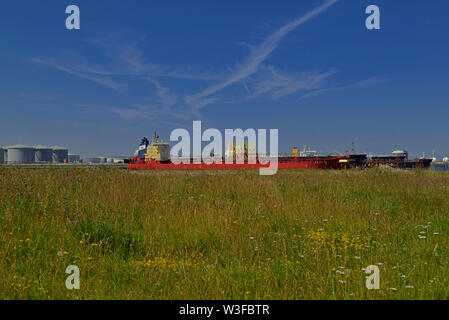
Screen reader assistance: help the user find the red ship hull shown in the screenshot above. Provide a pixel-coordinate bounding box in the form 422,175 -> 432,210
127,156 -> 352,171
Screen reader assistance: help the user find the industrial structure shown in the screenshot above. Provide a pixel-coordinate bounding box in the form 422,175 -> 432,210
0,144 -> 74,165
0,147 -> 6,164
6,145 -> 36,164
35,146 -> 53,163
52,147 -> 69,163
0,142 -> 127,166
68,154 -> 81,163
83,157 -> 102,164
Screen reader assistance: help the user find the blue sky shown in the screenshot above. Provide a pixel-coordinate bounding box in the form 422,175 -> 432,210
0,0 -> 448,158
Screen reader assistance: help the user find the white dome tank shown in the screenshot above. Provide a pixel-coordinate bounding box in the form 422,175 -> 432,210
52,147 -> 69,163
443,157 -> 449,163
35,146 -> 53,163
83,157 -> 101,164
68,154 -> 81,163
7,145 -> 36,164
0,147 -> 6,164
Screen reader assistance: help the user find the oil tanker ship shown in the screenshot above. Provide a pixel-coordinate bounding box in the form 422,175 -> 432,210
127,134 -> 357,171
127,134 -> 432,171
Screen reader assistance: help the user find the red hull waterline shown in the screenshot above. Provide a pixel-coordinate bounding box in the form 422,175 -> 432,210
127,156 -> 352,171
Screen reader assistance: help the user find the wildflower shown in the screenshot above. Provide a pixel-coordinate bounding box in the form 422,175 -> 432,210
63,251 -> 69,255
390,288 -> 397,291
405,285 -> 414,289
418,235 -> 426,239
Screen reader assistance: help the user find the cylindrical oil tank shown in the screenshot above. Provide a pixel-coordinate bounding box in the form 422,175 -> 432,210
35,146 -> 53,163
83,157 -> 101,164
0,147 -> 6,164
68,154 -> 81,163
7,145 -> 36,164
52,147 -> 69,163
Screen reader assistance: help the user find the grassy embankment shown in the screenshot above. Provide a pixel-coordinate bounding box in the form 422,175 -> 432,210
0,167 -> 448,299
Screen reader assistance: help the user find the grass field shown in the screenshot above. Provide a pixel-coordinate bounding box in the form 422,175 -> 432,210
1,167 -> 448,300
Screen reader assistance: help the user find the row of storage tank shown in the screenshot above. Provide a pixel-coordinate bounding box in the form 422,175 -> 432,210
0,145 -> 125,164
0,145 -> 75,164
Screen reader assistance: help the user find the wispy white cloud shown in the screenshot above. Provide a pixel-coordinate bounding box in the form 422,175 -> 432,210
33,58 -> 128,94
79,33 -> 219,81
184,0 -> 340,110
33,0 -> 365,123
142,77 -> 178,111
300,78 -> 387,99
247,65 -> 339,100
110,104 -> 191,122
33,32 -> 218,96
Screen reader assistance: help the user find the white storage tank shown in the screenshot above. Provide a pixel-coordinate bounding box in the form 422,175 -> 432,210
443,157 -> 449,163
35,146 -> 53,163
52,147 -> 69,163
0,147 -> 6,164
7,145 -> 36,164
68,154 -> 81,163
83,157 -> 101,164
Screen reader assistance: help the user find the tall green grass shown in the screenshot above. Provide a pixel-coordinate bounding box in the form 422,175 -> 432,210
0,167 -> 448,299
